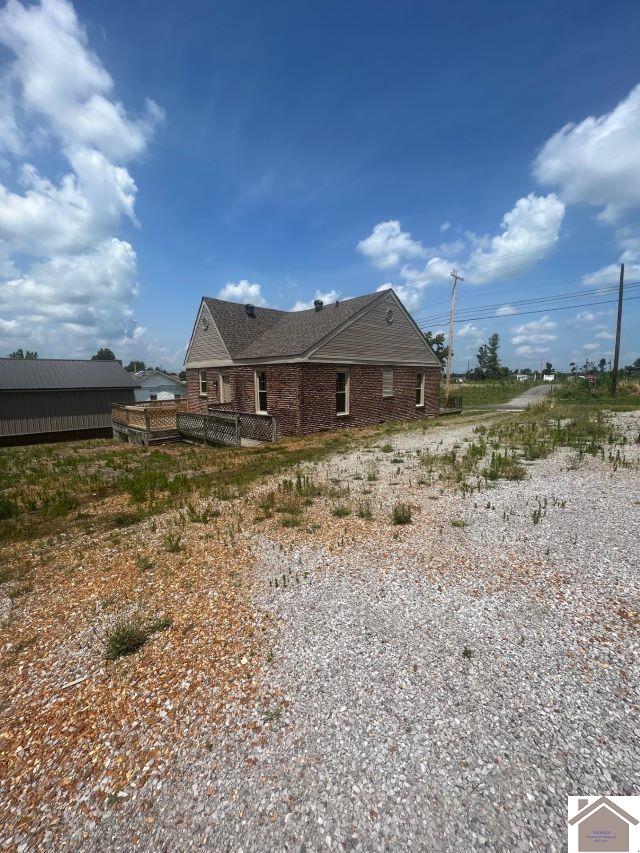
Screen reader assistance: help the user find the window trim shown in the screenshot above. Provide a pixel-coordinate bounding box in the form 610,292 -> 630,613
336,369 -> 350,416
415,372 -> 425,408
382,366 -> 394,398
198,369 -> 207,397
219,372 -> 231,404
254,369 -> 268,414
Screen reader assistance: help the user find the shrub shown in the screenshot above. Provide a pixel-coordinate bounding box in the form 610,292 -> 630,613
332,504 -> 351,518
380,443 -> 394,453
392,502 -> 412,525
0,495 -> 21,520
356,499 -> 373,520
482,452 -> 526,481
450,519 -> 467,528
163,531 -> 182,553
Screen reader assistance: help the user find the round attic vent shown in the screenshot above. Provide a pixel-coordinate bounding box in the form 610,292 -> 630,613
385,308 -> 394,324
201,316 -> 209,330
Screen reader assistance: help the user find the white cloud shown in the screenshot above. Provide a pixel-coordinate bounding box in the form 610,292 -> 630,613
218,279 -> 267,306
0,0 -> 162,359
457,323 -> 485,344
582,259 -> 640,287
0,0 -> 163,162
496,304 -> 516,316
357,220 -> 426,269
464,194 -> 565,284
291,289 -> 341,311
440,221 -> 450,232
596,330 -> 615,340
583,343 -> 599,351
376,281 -> 422,310
510,315 -> 558,347
516,345 -> 550,356
534,84 -> 640,223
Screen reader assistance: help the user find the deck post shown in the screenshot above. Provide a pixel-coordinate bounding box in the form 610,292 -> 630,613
144,408 -> 151,432
235,414 -> 241,446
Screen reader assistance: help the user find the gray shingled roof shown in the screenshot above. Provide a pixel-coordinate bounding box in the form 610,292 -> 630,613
0,359 -> 138,391
204,292 -> 384,360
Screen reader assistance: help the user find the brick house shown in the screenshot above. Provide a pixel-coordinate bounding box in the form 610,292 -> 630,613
184,288 -> 441,437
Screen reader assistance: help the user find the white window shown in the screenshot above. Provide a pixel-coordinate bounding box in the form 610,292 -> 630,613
255,370 -> 268,413
219,373 -> 231,403
199,369 -> 207,396
336,370 -> 349,415
416,372 -> 425,407
382,367 -> 394,398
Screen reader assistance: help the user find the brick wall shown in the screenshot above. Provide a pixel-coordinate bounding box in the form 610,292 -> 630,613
186,363 -> 440,437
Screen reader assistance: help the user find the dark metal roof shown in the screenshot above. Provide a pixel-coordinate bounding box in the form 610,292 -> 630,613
204,292 -> 384,360
0,358 -> 139,391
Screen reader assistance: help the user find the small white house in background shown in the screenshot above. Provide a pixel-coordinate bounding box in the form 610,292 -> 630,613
515,373 -> 529,382
132,369 -> 186,402
542,372 -> 555,382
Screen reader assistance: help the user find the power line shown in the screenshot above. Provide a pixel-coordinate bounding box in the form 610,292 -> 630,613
415,281 -> 640,326
417,293 -> 640,327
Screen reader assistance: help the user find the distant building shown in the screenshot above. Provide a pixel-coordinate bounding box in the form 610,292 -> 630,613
542,373 -> 555,382
515,373 -> 529,382
0,358 -> 137,446
132,369 -> 186,402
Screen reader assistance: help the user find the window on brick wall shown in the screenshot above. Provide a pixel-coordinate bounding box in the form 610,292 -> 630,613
255,370 -> 268,413
382,367 -> 394,397
336,370 -> 349,415
199,369 -> 207,396
415,372 -> 425,407
219,372 -> 231,403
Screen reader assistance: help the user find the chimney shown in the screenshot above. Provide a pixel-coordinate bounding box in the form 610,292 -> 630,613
314,299 -> 323,312
245,303 -> 255,318
578,799 -> 588,811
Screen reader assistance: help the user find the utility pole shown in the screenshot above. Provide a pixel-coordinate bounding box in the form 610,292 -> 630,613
445,267 -> 463,405
611,263 -> 625,397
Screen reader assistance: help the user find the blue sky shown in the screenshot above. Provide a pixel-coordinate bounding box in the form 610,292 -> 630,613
0,0 -> 639,371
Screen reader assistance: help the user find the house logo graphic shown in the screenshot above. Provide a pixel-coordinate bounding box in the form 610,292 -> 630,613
568,797 -> 639,852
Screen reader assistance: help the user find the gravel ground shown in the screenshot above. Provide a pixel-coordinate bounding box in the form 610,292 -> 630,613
82,411 -> 640,852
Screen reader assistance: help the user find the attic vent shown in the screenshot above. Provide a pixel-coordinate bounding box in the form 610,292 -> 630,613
245,303 -> 255,318
314,299 -> 323,312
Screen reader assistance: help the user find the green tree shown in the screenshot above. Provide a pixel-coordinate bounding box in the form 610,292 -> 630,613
8,349 -> 38,359
125,360 -> 146,372
485,333 -> 501,378
545,362 -> 553,374
423,331 -> 449,368
597,357 -> 607,373
91,348 -> 116,361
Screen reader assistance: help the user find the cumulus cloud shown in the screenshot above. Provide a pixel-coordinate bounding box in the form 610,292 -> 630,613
516,345 -> 550,356
496,304 -> 516,316
582,258 -> 640,287
534,85 -> 640,223
357,220 -> 426,269
440,221 -> 450,232
510,315 -> 558,347
218,279 -> 267,306
359,195 -> 564,312
0,0 -> 163,161
464,194 -> 565,284
456,323 -> 485,344
291,289 -> 341,311
583,342 -> 599,351
0,0 -> 162,359
375,281 -> 423,310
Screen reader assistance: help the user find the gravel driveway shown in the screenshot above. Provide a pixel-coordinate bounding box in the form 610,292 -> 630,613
76,412 -> 640,851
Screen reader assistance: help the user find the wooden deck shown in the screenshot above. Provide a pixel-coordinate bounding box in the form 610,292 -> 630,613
111,400 -> 276,447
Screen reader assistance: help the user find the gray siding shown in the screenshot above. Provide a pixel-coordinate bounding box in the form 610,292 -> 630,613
185,303 -> 232,367
0,388 -> 135,437
309,292 -> 439,366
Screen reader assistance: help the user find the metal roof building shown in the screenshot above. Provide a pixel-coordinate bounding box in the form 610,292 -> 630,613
0,359 -> 138,446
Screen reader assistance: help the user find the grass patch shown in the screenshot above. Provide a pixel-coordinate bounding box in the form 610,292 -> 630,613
331,504 -> 351,518
392,502 -> 412,525
105,614 -> 171,661
450,519 -> 468,528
